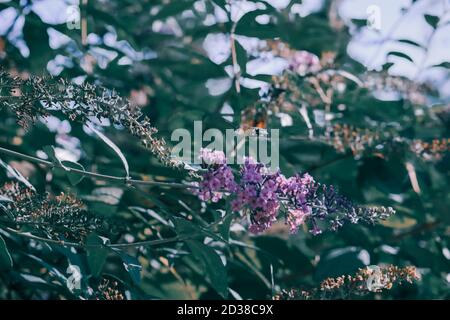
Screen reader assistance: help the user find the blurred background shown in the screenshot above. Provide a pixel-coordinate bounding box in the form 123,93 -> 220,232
0,0 -> 449,299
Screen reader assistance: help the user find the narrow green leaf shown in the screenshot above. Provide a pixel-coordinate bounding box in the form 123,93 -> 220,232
112,249 -> 142,285
61,160 -> 85,186
351,18 -> 368,27
152,1 -> 195,20
86,233 -> 110,277
432,62 -> 450,69
88,125 -> 130,178
382,62 -> 394,71
388,51 -> 414,63
186,240 -> 228,298
0,235 -> 13,270
234,40 -> 247,75
43,145 -> 67,170
218,213 -> 233,242
0,158 -> 35,191
397,39 -> 423,48
0,195 -> 12,202
173,217 -> 201,237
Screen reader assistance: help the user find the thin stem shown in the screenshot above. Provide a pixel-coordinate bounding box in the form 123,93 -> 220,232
0,145 -> 197,189
228,1 -> 241,94
1,226 -> 188,249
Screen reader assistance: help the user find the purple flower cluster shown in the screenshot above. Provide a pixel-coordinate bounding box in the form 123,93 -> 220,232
231,158 -> 281,233
195,149 -> 236,202
196,149 -> 395,235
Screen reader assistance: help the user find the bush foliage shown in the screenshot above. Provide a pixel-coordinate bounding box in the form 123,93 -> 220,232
0,0 -> 449,300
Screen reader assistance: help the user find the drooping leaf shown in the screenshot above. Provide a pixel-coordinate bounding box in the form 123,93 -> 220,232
112,248 -> 142,285
88,125 -> 130,178
387,51 -> 414,63
61,160 -> 85,186
0,235 -> 13,270
0,158 -> 35,191
424,14 -> 439,29
43,145 -> 67,169
432,62 -> 450,69
85,233 -> 110,278
315,247 -> 369,281
397,39 -> 424,48
186,240 -> 228,298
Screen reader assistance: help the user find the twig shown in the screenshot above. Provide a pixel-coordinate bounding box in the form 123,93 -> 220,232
229,1 -> 241,94
1,226 -> 187,249
0,145 -> 197,189
81,0 -> 88,46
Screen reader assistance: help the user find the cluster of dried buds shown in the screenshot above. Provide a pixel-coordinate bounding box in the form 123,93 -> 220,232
93,278 -> 125,300
411,138 -> 450,161
0,70 -> 187,174
0,181 -> 117,241
364,72 -> 434,105
327,124 -> 382,157
274,265 -> 419,300
268,69 -> 347,115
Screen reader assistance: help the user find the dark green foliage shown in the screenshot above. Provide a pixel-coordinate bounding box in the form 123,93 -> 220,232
0,0 -> 448,300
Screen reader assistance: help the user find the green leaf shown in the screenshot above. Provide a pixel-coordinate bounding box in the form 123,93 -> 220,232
315,247 -> 369,281
43,146 -> 85,185
235,9 -> 280,39
0,235 -> 13,270
61,160 -> 85,186
0,195 -> 12,202
88,125 -> 130,178
381,62 -> 394,71
173,217 -> 201,237
351,18 -> 367,28
254,236 -> 314,274
22,12 -> 54,72
234,39 -> 247,75
424,14 -> 439,29
112,249 -> 142,285
186,240 -> 228,298
432,62 -> 450,69
43,145 -> 66,169
397,39 -> 423,48
218,213 -> 233,242
173,217 -> 225,242
0,158 -> 35,191
387,51 -> 414,63
129,206 -> 172,226
86,233 -> 110,277
152,1 -> 196,20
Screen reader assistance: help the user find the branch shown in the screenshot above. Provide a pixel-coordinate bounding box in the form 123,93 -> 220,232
1,226 -> 188,249
0,145 -> 197,189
